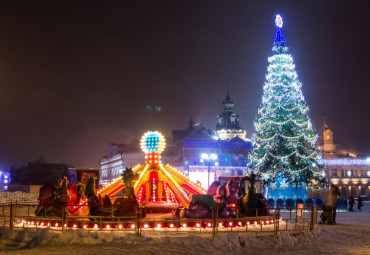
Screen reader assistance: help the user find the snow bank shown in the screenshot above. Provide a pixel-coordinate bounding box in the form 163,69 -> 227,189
0,227 -> 321,253
1,204 -> 369,254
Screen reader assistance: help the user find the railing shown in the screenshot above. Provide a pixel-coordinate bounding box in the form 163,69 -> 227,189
0,202 -> 317,238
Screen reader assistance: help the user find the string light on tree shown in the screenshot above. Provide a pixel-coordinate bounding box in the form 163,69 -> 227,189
248,14 -> 326,198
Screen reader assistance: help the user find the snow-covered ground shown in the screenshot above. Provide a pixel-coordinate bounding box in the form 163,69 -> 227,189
1,202 -> 369,255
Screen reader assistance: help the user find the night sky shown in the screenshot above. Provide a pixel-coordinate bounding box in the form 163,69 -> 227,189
0,1 -> 369,170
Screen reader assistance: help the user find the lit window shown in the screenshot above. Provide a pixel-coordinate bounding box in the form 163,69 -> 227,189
331,169 -> 337,177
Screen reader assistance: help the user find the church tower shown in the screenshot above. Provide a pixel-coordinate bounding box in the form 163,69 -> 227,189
216,91 -> 247,140
318,123 -> 337,158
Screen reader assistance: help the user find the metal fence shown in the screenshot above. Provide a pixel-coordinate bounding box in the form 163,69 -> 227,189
0,202 -> 317,238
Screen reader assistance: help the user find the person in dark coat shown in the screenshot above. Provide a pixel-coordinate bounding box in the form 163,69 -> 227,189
357,196 -> 363,211
349,196 -> 355,211
324,184 -> 342,224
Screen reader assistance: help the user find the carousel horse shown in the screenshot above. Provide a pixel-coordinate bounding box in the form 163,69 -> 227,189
182,179 -> 242,219
239,173 -> 268,216
85,177 -> 113,218
35,178 -> 70,217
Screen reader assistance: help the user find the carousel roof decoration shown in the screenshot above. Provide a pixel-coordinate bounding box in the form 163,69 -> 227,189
94,130 -> 206,208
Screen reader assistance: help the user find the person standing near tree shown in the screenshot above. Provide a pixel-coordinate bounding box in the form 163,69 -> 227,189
324,184 -> 342,224
357,196 -> 363,211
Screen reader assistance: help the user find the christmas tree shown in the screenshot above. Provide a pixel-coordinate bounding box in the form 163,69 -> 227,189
248,14 -> 326,200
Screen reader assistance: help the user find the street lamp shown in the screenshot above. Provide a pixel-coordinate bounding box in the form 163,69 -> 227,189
200,153 -> 218,187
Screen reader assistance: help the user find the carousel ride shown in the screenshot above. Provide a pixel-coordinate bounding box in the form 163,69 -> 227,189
31,131 -> 272,229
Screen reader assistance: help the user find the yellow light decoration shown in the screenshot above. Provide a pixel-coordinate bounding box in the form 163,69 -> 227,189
297,151 -> 316,159
270,119 -> 290,125
279,133 -> 303,139
268,150 -> 295,159
289,165 -> 309,173
292,119 -> 309,127
250,153 -> 267,161
256,133 -> 276,141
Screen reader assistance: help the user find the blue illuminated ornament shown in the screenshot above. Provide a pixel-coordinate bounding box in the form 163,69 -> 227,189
140,131 -> 166,154
273,14 -> 288,54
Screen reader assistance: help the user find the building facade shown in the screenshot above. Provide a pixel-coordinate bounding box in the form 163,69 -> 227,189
99,141 -> 145,186
319,158 -> 370,197
99,92 -> 253,188
182,92 -> 252,187
315,125 -> 370,197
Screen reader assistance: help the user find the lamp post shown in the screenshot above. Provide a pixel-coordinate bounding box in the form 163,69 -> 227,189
200,153 -> 218,188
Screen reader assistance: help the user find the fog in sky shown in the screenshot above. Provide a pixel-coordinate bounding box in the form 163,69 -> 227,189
0,1 -> 369,169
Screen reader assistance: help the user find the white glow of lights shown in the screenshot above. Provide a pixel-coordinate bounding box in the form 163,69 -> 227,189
188,171 -> 215,189
275,14 -> 283,28
201,153 -> 209,160
201,153 -> 217,160
318,159 -> 370,166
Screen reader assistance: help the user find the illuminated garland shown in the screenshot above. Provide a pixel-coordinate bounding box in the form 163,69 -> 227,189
268,81 -> 299,88
256,118 -> 309,130
267,183 -> 326,191
279,133 -> 303,139
270,119 -> 290,125
256,133 -> 276,141
250,153 -> 267,161
297,151 -> 316,159
248,14 -> 325,187
292,119 -> 309,127
289,165 -> 310,173
269,150 -> 295,159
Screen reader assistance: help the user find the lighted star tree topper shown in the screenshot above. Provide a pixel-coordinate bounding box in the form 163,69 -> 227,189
248,14 -> 326,198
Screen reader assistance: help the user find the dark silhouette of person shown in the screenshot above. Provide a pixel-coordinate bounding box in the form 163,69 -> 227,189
357,196 -> 363,211
324,184 -> 341,224
349,196 -> 354,211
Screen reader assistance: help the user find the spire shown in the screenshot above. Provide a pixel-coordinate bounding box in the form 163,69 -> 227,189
272,14 -> 288,54
222,91 -> 234,110
217,90 -> 241,130
188,117 -> 194,130
223,83 -> 234,109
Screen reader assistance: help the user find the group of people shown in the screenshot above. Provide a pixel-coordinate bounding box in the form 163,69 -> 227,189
349,195 -> 363,211
320,184 -> 364,225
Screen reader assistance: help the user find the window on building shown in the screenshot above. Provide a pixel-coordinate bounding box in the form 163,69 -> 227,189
361,186 -> 366,195
351,187 -> 356,196
341,170 -> 345,177
331,169 -> 337,177
351,170 -> 355,177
